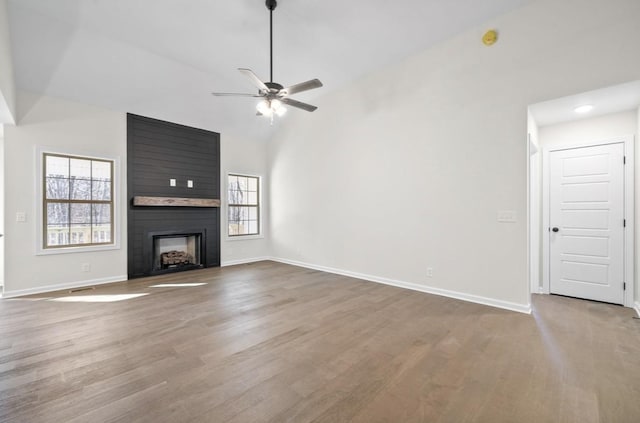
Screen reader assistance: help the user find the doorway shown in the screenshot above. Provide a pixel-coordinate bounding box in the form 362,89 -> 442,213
541,136 -> 634,306
546,141 -> 626,304
0,127 -> 4,294
528,81 -> 640,310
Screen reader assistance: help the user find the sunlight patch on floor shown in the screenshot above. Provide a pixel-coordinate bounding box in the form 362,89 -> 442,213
5,297 -> 52,301
149,283 -> 208,288
49,294 -> 149,302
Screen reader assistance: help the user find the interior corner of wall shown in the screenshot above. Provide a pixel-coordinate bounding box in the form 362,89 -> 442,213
0,0 -> 16,125
0,91 -> 15,125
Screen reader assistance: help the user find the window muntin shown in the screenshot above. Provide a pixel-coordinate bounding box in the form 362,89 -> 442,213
228,174 -> 260,236
43,153 -> 114,249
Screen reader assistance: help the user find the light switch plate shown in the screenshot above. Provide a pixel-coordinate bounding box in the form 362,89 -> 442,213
16,211 -> 26,222
497,210 -> 516,223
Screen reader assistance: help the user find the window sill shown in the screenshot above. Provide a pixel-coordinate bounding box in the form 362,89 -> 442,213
36,243 -> 120,256
225,235 -> 265,242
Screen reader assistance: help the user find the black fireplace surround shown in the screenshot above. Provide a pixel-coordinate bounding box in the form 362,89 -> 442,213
127,114 -> 220,278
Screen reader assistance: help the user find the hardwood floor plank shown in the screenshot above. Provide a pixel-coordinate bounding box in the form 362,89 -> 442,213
0,261 -> 639,422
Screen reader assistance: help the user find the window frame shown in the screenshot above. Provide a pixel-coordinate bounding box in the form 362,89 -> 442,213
36,147 -> 120,255
226,173 -> 262,239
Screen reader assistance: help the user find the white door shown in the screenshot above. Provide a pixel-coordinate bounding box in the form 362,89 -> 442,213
549,143 -> 625,304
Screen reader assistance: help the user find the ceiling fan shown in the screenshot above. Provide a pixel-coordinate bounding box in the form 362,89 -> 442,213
212,0 -> 323,123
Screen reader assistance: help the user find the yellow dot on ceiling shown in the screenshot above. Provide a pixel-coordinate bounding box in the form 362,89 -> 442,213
482,29 -> 498,46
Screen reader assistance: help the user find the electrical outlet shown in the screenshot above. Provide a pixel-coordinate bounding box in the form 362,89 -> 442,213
16,212 -> 26,222
187,180 -> 193,188
170,179 -> 176,187
81,263 -> 91,272
427,267 -> 433,278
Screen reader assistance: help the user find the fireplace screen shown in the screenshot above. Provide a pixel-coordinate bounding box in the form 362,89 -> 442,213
152,233 -> 202,271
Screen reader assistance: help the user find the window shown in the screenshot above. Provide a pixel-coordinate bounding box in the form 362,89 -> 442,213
228,174 -> 260,237
43,153 -> 114,249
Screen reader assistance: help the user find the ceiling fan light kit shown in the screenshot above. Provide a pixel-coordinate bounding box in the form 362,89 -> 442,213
212,0 -> 323,124
257,99 -> 286,117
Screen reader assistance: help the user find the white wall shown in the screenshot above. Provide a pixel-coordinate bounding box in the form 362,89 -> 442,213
2,92 -> 269,295
4,93 -> 127,295
0,0 -> 16,124
220,134 -> 270,265
538,111 -> 637,149
0,126 -> 4,287
527,111 -> 540,293
637,106 -> 640,309
268,0 -> 640,311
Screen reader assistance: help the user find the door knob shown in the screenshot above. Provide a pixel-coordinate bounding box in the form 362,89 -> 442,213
552,227 -> 559,232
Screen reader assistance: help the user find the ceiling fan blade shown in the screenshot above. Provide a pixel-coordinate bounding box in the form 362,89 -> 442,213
211,92 -> 263,97
280,97 -> 318,112
281,79 -> 323,96
238,68 -> 269,92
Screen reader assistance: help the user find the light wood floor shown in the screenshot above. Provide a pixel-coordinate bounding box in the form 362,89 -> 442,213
1,261 -> 639,423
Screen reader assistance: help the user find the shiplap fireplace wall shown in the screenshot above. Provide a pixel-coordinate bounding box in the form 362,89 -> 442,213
127,114 -> 221,278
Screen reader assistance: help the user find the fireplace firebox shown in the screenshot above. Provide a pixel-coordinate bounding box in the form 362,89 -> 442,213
150,231 -> 205,274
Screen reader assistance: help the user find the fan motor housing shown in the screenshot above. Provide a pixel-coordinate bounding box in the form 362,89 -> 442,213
265,82 -> 283,91
266,0 -> 277,11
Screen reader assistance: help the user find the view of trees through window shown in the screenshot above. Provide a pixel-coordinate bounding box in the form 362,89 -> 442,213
228,174 -> 259,236
44,153 -> 114,248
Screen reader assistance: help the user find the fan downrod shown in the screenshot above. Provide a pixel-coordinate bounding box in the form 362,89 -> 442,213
265,0 -> 277,82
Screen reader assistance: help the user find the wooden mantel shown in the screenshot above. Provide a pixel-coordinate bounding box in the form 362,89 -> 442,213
133,196 -> 220,207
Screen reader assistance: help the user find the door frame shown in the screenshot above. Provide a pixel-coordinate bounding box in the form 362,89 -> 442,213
542,136 -> 635,307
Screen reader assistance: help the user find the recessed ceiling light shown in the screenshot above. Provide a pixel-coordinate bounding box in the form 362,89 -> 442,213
574,104 -> 594,114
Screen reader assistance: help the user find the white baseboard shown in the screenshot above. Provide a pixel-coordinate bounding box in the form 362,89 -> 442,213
1,275 -> 128,299
271,257 -> 532,314
634,302 -> 640,318
221,257 -> 270,267
1,257 -> 535,315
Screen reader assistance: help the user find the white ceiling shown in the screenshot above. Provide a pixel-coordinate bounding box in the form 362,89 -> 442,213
529,80 -> 640,127
7,0 -> 533,141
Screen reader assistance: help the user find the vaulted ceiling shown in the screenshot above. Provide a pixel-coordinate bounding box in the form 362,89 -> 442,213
8,0 -> 533,141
